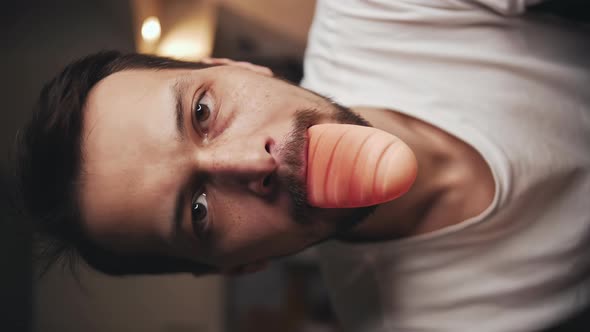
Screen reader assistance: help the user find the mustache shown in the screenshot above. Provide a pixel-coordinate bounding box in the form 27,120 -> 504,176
283,108 -> 321,171
281,109 -> 322,224
282,103 -> 369,174
279,103 -> 372,224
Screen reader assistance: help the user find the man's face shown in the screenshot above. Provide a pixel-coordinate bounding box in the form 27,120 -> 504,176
80,65 -> 373,270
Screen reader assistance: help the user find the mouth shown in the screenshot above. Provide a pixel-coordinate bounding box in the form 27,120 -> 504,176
302,128 -> 310,183
275,123 -> 319,224
274,109 -> 326,221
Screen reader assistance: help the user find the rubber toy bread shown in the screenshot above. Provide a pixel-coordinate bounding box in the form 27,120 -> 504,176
307,124 -> 417,208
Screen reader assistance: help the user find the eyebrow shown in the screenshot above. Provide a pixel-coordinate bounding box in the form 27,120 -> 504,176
170,77 -> 191,238
172,78 -> 191,142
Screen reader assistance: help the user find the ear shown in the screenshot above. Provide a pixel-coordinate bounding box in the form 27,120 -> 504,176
201,57 -> 273,77
221,260 -> 269,276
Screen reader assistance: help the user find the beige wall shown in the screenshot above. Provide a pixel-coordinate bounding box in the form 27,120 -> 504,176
220,0 -> 316,46
130,0 -> 317,59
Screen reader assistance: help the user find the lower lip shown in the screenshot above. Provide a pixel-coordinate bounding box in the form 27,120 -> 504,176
303,131 -> 309,181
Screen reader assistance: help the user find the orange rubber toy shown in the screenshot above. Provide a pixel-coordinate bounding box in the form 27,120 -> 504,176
307,124 -> 418,208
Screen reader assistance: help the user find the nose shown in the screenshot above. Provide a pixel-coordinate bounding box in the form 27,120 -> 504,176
199,137 -> 278,197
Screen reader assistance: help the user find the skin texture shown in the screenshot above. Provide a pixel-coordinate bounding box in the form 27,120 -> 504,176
79,63 -> 495,273
80,65 -> 375,271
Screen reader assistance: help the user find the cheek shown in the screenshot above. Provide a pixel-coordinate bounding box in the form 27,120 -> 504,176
210,194 -> 300,257
228,84 -> 302,127
216,195 -> 290,237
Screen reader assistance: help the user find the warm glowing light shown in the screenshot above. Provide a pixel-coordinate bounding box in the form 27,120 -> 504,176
141,16 -> 161,42
158,38 -> 207,60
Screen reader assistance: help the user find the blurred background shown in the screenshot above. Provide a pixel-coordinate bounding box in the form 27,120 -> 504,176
0,1 -> 341,331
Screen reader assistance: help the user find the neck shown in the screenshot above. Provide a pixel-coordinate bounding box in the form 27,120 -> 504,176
338,107 -> 460,241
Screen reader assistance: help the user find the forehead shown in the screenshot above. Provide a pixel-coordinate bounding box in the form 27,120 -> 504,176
83,69 -> 184,169
79,69 -> 189,252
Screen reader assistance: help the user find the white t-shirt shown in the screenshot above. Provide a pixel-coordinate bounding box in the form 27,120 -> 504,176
301,1 -> 590,331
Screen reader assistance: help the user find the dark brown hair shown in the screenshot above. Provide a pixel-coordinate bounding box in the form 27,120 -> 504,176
16,51 -> 216,276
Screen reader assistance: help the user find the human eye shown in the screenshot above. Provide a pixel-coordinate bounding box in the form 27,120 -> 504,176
192,91 -> 214,135
191,193 -> 209,238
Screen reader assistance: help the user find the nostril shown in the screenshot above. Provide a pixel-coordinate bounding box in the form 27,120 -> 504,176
265,138 -> 274,154
262,174 -> 272,187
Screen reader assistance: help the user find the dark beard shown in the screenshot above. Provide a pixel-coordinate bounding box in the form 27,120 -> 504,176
281,99 -> 378,235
